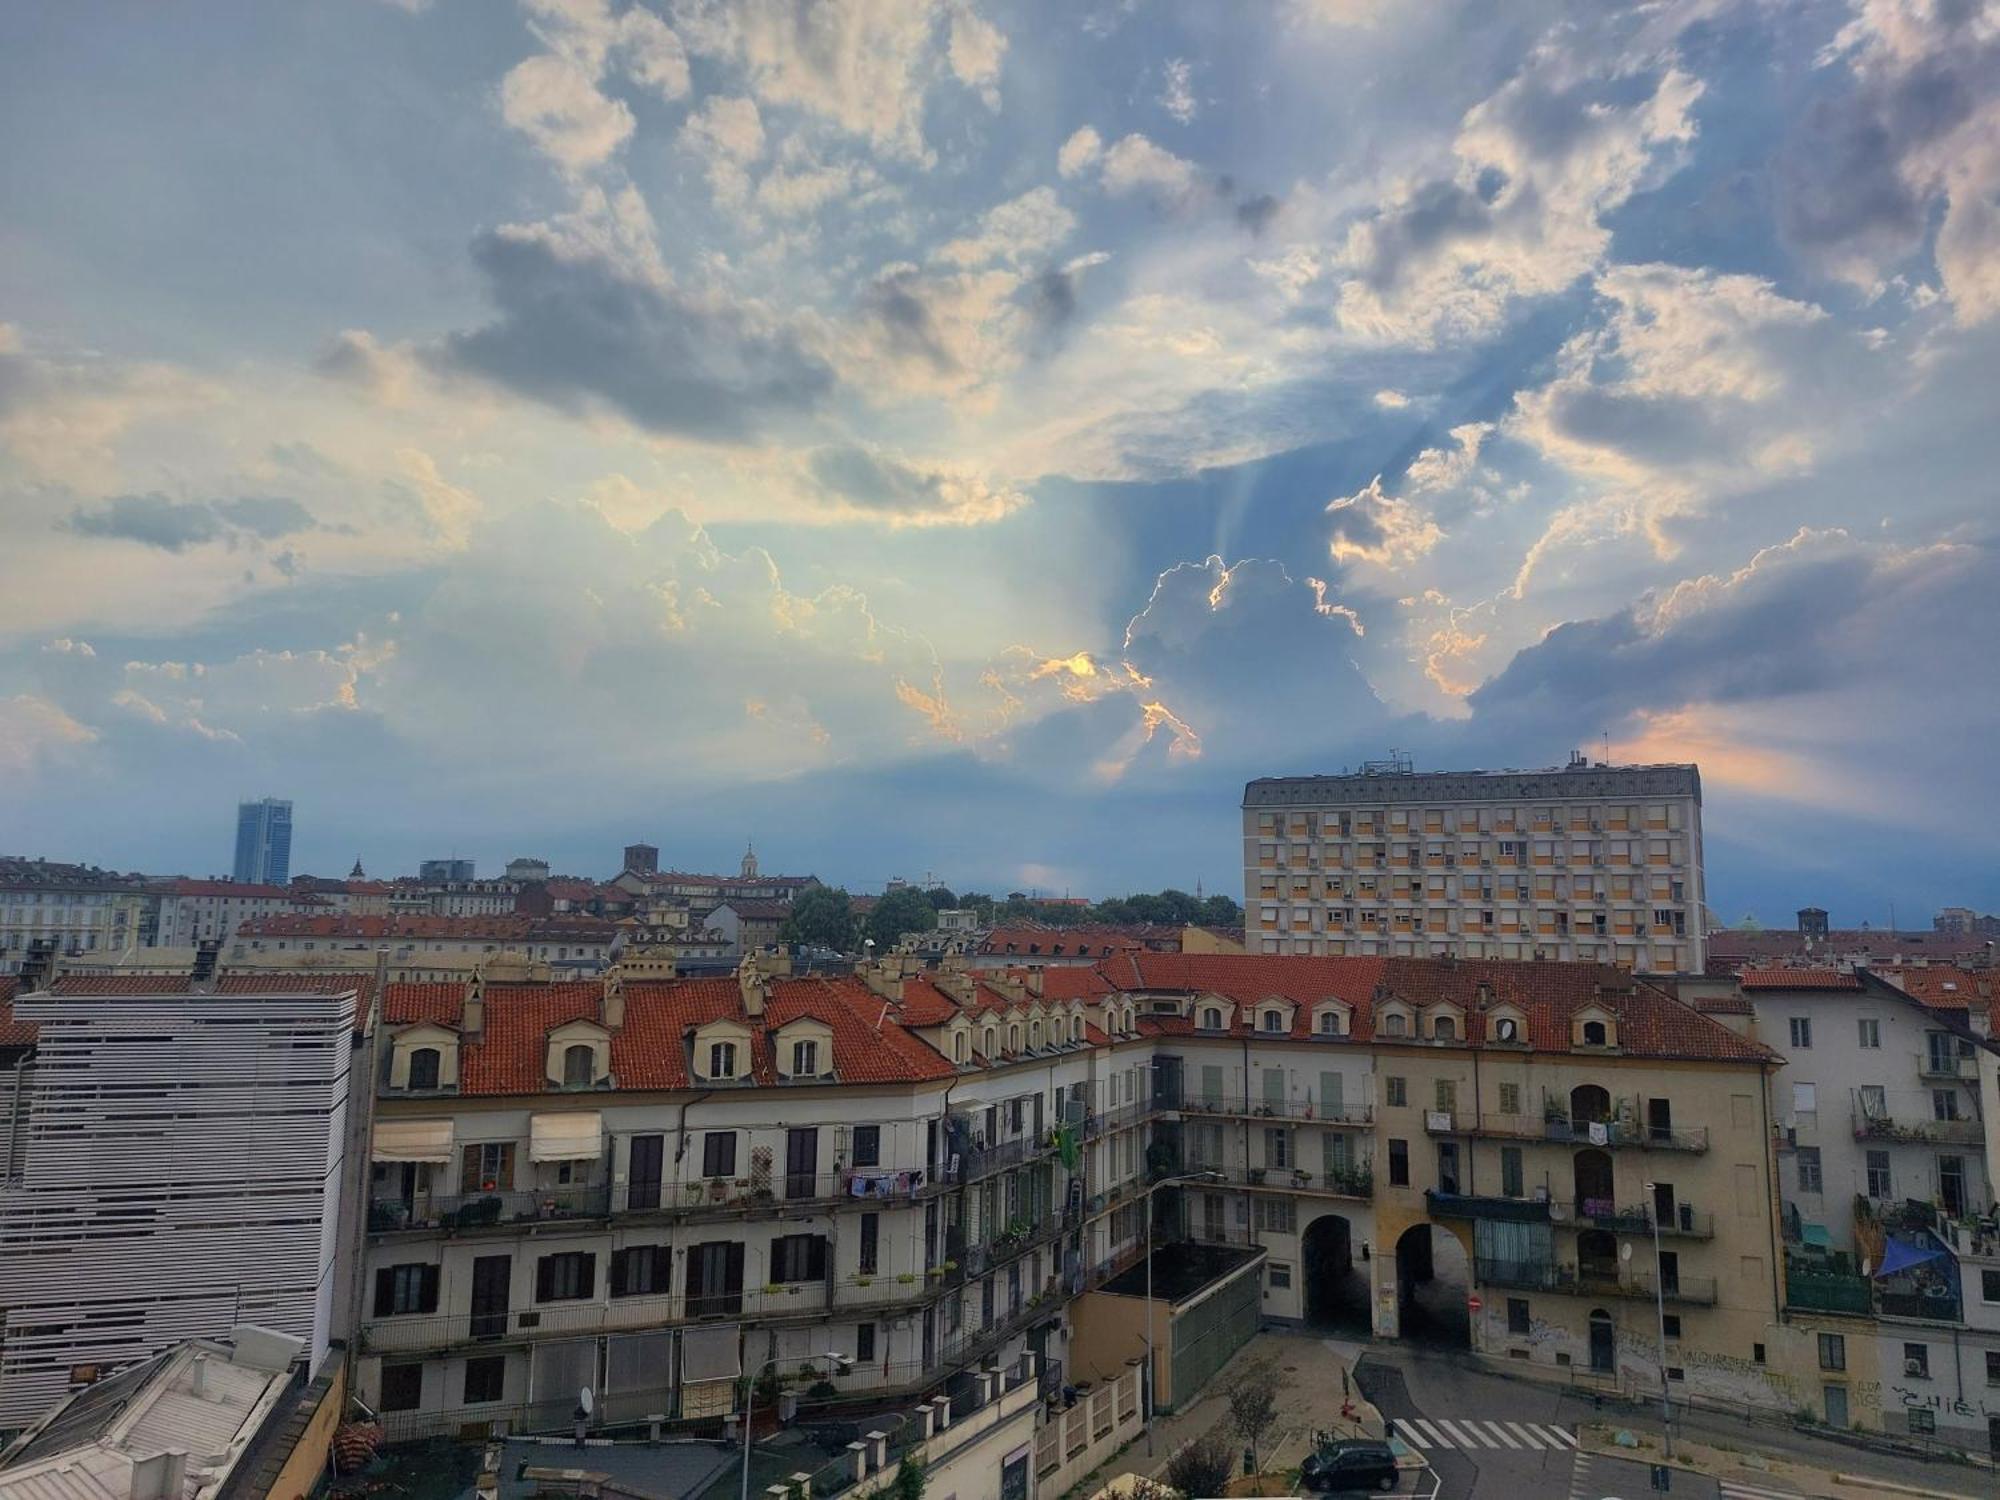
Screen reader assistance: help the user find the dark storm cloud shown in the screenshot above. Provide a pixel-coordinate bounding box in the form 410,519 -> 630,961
1350,178 -> 1497,293
62,493 -> 318,552
434,229 -> 836,440
808,446 -> 950,516
1235,193 -> 1281,235
858,266 -> 960,374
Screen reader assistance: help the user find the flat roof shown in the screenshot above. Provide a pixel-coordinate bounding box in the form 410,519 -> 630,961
1244,763 -> 1701,808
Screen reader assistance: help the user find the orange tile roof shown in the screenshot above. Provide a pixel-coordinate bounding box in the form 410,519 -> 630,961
0,976 -> 32,1050
1740,969 -> 1863,991
1886,966 -> 1988,1011
980,927 -> 1143,958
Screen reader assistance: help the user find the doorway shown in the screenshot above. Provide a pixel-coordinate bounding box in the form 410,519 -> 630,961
1395,1223 -> 1471,1348
786,1127 -> 818,1200
469,1254 -> 511,1340
1588,1310 -> 1615,1374
1302,1214 -> 1370,1334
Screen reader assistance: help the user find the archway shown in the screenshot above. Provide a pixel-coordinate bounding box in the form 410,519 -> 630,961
1395,1222 -> 1471,1349
1570,1084 -> 1611,1125
1587,1308 -> 1616,1373
1577,1228 -> 1618,1283
1302,1214 -> 1370,1334
1572,1147 -> 1614,1213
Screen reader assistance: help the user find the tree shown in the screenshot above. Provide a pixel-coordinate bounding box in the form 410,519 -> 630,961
888,1454 -> 925,1500
922,885 -> 959,911
1162,1430 -> 1236,1499
780,886 -> 860,953
1226,1362 -> 1280,1473
866,886 -> 939,950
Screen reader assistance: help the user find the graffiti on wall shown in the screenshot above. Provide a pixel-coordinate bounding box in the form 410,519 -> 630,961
1894,1387 -> 2000,1421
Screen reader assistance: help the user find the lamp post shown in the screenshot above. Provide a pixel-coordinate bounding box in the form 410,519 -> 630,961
742,1350 -> 849,1500
1143,1168 -> 1224,1456
1643,1182 -> 1674,1459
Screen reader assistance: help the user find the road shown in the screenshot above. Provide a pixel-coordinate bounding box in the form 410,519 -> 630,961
1351,1343 -> 1988,1500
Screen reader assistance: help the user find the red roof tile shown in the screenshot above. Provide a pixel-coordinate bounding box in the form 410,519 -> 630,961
0,976 -> 32,1049
1886,966 -> 1988,1011
1740,969 -> 1863,991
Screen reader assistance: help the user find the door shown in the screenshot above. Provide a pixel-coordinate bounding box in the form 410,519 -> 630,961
786,1127 -> 818,1200
1320,1071 -> 1343,1120
1436,1142 -> 1461,1195
1263,1067 -> 1287,1113
1652,1182 -> 1676,1227
469,1254 -> 511,1340
1588,1312 -> 1615,1373
922,1306 -> 937,1370
1941,1156 -> 1967,1217
1658,1250 -> 1680,1297
1647,1098 -> 1672,1144
1152,1055 -> 1183,1109
1202,1191 -> 1225,1242
627,1134 -> 664,1211
1826,1385 -> 1850,1427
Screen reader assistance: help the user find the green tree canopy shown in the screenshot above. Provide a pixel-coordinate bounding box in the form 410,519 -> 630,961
866,885 -> 940,949
779,885 -> 860,953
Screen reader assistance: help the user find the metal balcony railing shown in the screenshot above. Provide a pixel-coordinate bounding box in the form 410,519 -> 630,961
1785,1269 -> 1872,1315
1474,1260 -> 1717,1305
964,1134 -> 1059,1183
1566,1201 -> 1714,1238
1918,1056 -> 1979,1081
1853,1113 -> 1983,1146
1878,1288 -> 1964,1323
1210,1162 -> 1374,1199
1430,1190 -> 1553,1224
1176,1095 -> 1373,1125
368,1183 -> 610,1233
1083,1099 -> 1156,1140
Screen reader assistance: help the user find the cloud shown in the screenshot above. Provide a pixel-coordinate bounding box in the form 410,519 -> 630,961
1325,475 -> 1446,568
1777,0 -> 2000,324
63,493 -> 318,552
312,329 -> 421,404
1098,132 -> 1202,202
680,94 -> 767,205
936,187 -> 1077,267
431,209 -> 834,439
1057,126 -> 1104,178
0,327 -> 218,486
947,0 -> 1006,109
500,0 -> 691,171
847,260 -> 1027,396
0,695 -> 97,775
1159,58 -> 1197,124
805,444 -> 1029,527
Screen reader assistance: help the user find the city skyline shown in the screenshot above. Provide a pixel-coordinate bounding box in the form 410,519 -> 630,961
3,3 -> 1996,926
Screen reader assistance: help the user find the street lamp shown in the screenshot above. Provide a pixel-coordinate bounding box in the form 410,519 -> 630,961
1642,1182 -> 1674,1459
742,1350 -> 851,1500
1143,1168 -> 1224,1455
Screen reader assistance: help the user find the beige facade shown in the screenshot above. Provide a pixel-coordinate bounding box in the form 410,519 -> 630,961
1243,761 -> 1705,971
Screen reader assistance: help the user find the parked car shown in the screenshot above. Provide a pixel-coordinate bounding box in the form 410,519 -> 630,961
1300,1437 -> 1399,1493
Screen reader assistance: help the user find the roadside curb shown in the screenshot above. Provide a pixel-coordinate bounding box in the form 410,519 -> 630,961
1832,1475 -> 1982,1500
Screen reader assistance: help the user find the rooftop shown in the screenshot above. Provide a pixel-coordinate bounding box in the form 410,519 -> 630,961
44,972 -> 378,1030
1244,762 -> 1701,807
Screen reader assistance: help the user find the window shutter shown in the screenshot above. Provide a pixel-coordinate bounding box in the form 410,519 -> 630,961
578,1254 -> 595,1299
650,1245 -> 671,1293
725,1241 -> 745,1292
421,1264 -> 441,1313
536,1256 -> 554,1303
373,1267 -> 395,1318
609,1249 -> 628,1297
808,1236 -> 828,1281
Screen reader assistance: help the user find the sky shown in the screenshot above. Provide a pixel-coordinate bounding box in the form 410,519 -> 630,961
1,0 -> 1996,924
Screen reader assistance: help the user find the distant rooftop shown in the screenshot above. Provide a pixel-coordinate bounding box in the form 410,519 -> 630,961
1245,761 -> 1701,807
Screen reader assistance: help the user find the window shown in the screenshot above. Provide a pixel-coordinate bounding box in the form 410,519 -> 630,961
372,1264 -> 440,1317
610,1245 -> 670,1296
1433,1015 -> 1456,1040
1905,1343 -> 1930,1379
1792,1081 -> 1818,1119
772,1234 -> 830,1283
953,1031 -> 968,1063
1868,1150 -> 1892,1198
1383,1013 -> 1407,1038
1581,1020 -> 1608,1046
1507,1298 -> 1530,1335
703,1131 -> 737,1178
1500,1146 -> 1524,1198
1987,1352 -> 2000,1387
1319,1011 -> 1342,1037
856,1322 -> 876,1364
709,1041 -> 737,1079
1200,1007 -> 1223,1031
1262,1009 -> 1284,1033
791,1039 -> 820,1076
860,1212 -> 880,1275
1389,1139 -> 1410,1187
1253,1197 -> 1296,1234
852,1125 -> 881,1167
1858,1084 -> 1887,1120
1498,1082 -> 1521,1114
1662,1314 -> 1682,1339
1753,1344 -> 1766,1365
562,1043 -> 595,1087
536,1252 -> 596,1302
1797,1147 -> 1823,1194
380,1363 -> 423,1412
1818,1332 -> 1846,1372
1909,1408 -> 1935,1435
1857,1018 -> 1881,1049
462,1142 -> 514,1193
1268,1262 -> 1293,1290
1264,1128 -> 1290,1169
407,1047 -> 441,1090
1934,1089 -> 1962,1122
1789,1017 -> 1812,1048
1386,1076 -> 1407,1107
1435,1079 -> 1456,1112
464,1356 -> 505,1405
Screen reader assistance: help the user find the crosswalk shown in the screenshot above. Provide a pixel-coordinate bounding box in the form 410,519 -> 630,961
1718,1483 -> 1802,1500
1390,1417 -> 1578,1451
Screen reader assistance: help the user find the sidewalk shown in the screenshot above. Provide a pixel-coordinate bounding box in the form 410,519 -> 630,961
1134,1329 -> 1386,1487
1578,1422 -> 1987,1500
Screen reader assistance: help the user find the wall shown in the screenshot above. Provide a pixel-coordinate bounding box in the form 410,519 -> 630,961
1034,1367 -> 1145,1497
261,1359 -> 348,1500
1167,1256 -> 1262,1411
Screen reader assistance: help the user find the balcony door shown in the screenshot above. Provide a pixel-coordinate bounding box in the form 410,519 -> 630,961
1646,1098 -> 1672,1144
628,1134 -> 664,1211
688,1240 -> 745,1316
786,1127 -> 819,1200
469,1254 -> 510,1340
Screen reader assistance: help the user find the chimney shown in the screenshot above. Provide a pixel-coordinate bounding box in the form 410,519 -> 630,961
738,958 -> 767,1018
602,968 -> 625,1030
463,974 -> 485,1038
1024,970 -> 1043,998
1475,982 -> 1493,1010
189,1354 -> 209,1398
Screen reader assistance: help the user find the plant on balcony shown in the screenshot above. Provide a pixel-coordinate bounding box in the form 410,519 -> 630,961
897,1272 -> 918,1284
1292,1168 -> 1312,1188
763,1283 -> 784,1296
854,1275 -> 873,1286
685,1181 -> 706,1199
1248,1168 -> 1267,1185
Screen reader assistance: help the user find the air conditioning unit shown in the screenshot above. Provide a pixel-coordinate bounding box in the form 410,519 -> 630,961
1905,1359 -> 1925,1377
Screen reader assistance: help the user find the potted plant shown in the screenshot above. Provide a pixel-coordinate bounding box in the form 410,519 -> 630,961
1249,1168 -> 1267,1185
764,1283 -> 784,1296
855,1274 -> 874,1287
897,1272 -> 918,1285
1292,1168 -> 1311,1188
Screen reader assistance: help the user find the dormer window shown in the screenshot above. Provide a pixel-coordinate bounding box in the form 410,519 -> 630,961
1008,1023 -> 1022,1052
408,1047 -> 441,1090
1071,1016 -> 1084,1042
1318,1011 -> 1342,1037
954,1031 -> 969,1063
1433,1015 -> 1456,1041
1383,1013 -> 1407,1038
710,1041 -> 738,1078
1201,1007 -> 1224,1031
1582,1020 -> 1607,1047
1261,1009 -> 1284,1033
982,1025 -> 997,1057
792,1039 -> 819,1076
562,1044 -> 595,1088
1494,1017 -> 1520,1043
1029,1021 -> 1042,1049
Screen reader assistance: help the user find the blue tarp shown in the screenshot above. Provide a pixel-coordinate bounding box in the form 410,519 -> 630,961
1875,1234 -> 1946,1278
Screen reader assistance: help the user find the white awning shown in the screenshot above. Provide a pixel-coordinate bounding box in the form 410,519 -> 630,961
681,1325 -> 741,1384
372,1119 -> 454,1163
530,1111 -> 604,1162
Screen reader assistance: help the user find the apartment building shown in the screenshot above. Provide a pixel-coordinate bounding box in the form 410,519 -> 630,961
0,974 -> 365,1428
356,959 -> 1158,1438
1243,758 -> 1705,971
152,878 -> 312,947
0,860 -> 153,973
236,914 -> 620,975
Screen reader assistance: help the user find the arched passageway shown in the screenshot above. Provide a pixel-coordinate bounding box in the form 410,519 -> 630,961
1395,1222 -> 1470,1348
1302,1213 -> 1371,1334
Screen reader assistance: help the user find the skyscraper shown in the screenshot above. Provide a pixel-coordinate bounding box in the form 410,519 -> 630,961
233,797 -> 293,885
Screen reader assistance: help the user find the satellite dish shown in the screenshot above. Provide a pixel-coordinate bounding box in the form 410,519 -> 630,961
579,1386 -> 594,1415
1619,1242 -> 1633,1263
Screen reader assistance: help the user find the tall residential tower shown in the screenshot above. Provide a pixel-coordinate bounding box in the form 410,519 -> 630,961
233,796 -> 294,886
1243,756 -> 1705,971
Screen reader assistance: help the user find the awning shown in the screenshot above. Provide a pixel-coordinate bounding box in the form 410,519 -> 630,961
681,1325 -> 741,1384
1876,1234 -> 1946,1278
530,1111 -> 604,1162
1802,1223 -> 1833,1250
372,1119 -> 454,1163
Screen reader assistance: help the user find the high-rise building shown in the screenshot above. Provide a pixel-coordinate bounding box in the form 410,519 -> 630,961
418,858 -> 475,883
233,797 -> 293,886
1243,755 -> 1705,971
0,974 -> 361,1427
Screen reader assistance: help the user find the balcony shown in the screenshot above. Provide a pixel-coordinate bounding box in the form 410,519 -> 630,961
1452,1115 -> 1709,1152
1083,1099 -> 1157,1141
1878,1288 -> 1964,1323
1918,1055 -> 1980,1082
1785,1268 -> 1872,1316
369,1183 -> 610,1234
1427,1189 -> 1551,1224
1174,1096 -> 1372,1127
1208,1162 -> 1374,1200
1564,1201 -> 1715,1239
1472,1260 -> 1716,1305
963,1136 -> 1058,1183
1853,1113 -> 1984,1147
